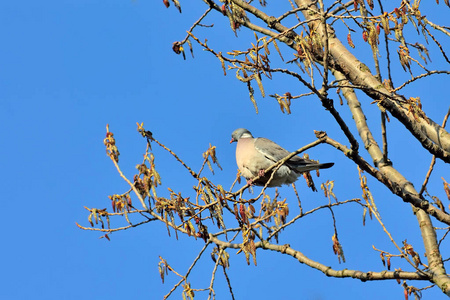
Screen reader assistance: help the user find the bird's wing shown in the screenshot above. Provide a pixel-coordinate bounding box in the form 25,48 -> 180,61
254,137 -> 292,163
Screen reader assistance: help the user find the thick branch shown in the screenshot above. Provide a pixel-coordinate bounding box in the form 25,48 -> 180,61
320,134 -> 450,226
293,0 -> 450,163
331,68 -> 450,294
215,0 -> 450,162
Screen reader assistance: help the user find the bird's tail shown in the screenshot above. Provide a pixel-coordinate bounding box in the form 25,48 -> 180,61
292,162 -> 334,173
316,162 -> 334,169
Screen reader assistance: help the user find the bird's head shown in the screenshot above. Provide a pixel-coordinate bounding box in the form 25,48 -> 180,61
230,128 -> 253,143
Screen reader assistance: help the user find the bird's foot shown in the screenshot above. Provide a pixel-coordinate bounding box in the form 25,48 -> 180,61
258,169 -> 265,177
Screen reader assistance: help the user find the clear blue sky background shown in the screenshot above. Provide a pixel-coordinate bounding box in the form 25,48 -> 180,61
1,1 -> 449,299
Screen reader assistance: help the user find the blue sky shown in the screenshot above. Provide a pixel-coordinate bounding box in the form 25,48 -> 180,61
1,1 -> 449,299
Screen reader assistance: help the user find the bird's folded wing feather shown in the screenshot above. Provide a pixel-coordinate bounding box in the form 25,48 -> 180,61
254,137 -> 315,167
254,138 -> 292,163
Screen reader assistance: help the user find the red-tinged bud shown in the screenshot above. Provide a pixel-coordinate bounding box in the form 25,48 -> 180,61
363,31 -> 368,42
233,203 -> 239,220
185,223 -> 191,236
347,33 -> 355,48
163,0 -> 170,8
376,24 -> 380,35
239,204 -> 245,218
248,204 -> 255,215
354,0 -> 358,11
221,4 -> 227,16
394,8 -> 401,18
239,203 -> 247,223
444,179 -> 450,200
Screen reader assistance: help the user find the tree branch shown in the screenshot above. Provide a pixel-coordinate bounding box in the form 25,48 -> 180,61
208,235 -> 431,282
294,0 -> 450,163
320,133 -> 450,226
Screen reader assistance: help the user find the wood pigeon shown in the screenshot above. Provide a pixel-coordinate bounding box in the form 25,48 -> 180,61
230,128 -> 334,187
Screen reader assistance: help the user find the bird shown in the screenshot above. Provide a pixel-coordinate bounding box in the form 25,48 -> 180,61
230,128 -> 334,187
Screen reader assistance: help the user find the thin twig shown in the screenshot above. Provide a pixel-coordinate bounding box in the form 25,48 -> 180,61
207,248 -> 222,300
266,198 -> 361,241
111,157 -> 148,210
419,106 -> 450,195
181,7 -> 213,44
163,241 -> 212,300
222,266 -> 235,300
76,218 -> 155,232
292,183 -> 303,215
381,110 -> 389,164
151,137 -> 198,179
438,228 -> 450,248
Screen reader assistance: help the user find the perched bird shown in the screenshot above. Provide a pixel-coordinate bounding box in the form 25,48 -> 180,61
230,128 -> 334,187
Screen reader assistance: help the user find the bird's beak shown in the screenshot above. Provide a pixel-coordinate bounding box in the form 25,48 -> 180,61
230,138 -> 235,144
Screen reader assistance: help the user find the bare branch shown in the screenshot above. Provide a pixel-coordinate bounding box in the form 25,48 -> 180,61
209,235 -> 431,282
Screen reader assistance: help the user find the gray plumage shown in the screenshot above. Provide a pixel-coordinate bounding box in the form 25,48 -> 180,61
230,128 -> 334,187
